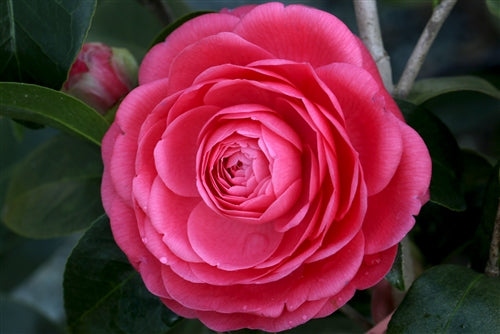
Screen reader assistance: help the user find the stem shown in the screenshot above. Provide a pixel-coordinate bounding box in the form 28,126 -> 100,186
136,0 -> 173,26
393,0 -> 457,99
353,0 -> 393,93
485,200 -> 500,277
401,236 -> 415,289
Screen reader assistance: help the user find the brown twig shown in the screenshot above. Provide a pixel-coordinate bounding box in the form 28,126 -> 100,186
353,0 -> 394,93
485,200 -> 500,277
393,0 -> 458,99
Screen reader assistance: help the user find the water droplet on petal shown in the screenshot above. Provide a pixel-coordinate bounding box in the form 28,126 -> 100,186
302,315 -> 307,321
366,256 -> 382,266
142,237 -> 148,244
159,256 -> 167,264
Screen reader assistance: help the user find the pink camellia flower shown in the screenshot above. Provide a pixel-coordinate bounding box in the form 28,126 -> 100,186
63,42 -> 138,114
101,3 -> 431,332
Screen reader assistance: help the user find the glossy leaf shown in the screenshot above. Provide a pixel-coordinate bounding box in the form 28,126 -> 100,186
385,243 -> 406,291
387,265 -> 500,333
472,161 -> 500,271
408,76 -> 500,105
149,10 -> 213,49
2,134 -> 103,238
0,0 -> 96,89
398,100 -> 466,211
0,82 -> 109,146
64,215 -> 180,334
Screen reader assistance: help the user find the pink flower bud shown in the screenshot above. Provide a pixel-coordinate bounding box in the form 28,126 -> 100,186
63,42 -> 138,114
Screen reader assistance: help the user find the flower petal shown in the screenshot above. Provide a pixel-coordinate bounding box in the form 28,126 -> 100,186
166,32 -> 273,94
317,63 -> 403,196
154,105 -> 219,197
148,176 -> 203,262
187,202 -> 283,270
233,3 -> 364,67
362,123 -> 431,254
139,13 -> 241,84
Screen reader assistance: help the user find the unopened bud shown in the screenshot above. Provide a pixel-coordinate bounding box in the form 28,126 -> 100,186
63,43 -> 138,114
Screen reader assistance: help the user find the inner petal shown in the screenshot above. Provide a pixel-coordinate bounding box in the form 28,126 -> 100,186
196,106 -> 303,223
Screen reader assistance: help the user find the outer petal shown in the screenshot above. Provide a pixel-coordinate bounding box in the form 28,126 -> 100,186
233,3 -> 365,68
316,63 -> 403,196
363,123 -> 431,254
139,13 -> 241,84
101,123 -> 122,211
197,298 -> 329,333
284,232 -> 364,312
106,79 -> 170,205
166,32 -> 274,94
351,245 -> 398,290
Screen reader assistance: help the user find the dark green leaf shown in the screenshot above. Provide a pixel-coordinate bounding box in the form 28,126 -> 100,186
408,76 -> 500,105
420,90 -> 500,160
0,296 -> 64,334
0,0 -> 96,89
471,161 -> 500,271
149,10 -> 213,49
64,215 -> 180,334
387,265 -> 500,333
385,243 -> 406,291
0,118 -> 55,211
0,82 -> 109,146
2,134 -> 103,238
398,100 -> 466,211
411,151 -> 494,266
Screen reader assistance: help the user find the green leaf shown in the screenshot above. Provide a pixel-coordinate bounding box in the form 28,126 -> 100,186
149,10 -> 213,49
398,100 -> 466,211
0,82 -> 109,146
2,134 -> 103,238
385,243 -> 407,291
0,0 -> 96,89
472,161 -> 500,271
408,76 -> 500,105
387,265 -> 500,333
64,215 -> 180,334
0,296 -> 64,334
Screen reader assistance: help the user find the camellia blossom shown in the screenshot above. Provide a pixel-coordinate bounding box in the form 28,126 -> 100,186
63,42 -> 138,114
101,2 -> 431,332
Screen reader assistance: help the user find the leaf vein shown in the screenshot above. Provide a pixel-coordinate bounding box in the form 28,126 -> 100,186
442,274 -> 482,333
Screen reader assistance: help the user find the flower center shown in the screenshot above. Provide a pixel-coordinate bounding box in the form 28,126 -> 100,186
196,105 -> 303,223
